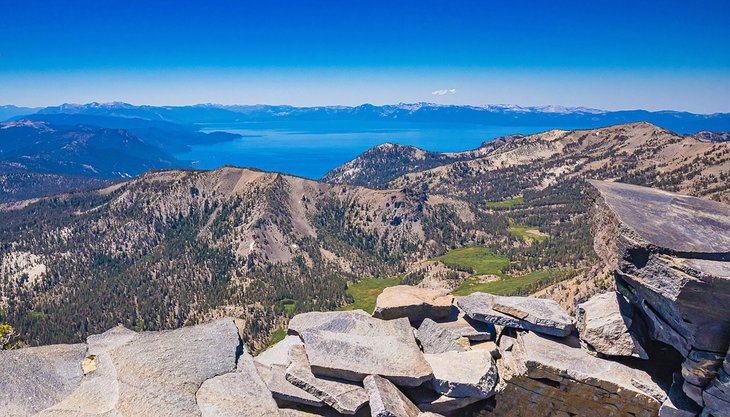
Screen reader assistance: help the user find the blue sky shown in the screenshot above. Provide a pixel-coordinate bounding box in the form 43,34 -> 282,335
1,0 -> 729,112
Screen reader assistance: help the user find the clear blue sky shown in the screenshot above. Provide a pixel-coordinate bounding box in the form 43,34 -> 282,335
1,0 -> 728,112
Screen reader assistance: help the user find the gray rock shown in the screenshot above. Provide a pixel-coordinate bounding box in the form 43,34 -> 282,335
0,343 -> 87,416
364,374 -> 421,417
576,291 -> 648,359
587,180 -> 730,255
36,326 -> 137,416
436,310 -> 492,342
403,387 -> 482,415
456,292 -> 575,337
372,285 -> 453,322
288,310 -> 370,335
588,181 -> 730,409
285,345 -> 368,415
416,318 -> 469,354
255,335 -> 304,367
658,372 -> 701,417
256,361 -> 323,407
196,349 -> 280,417
423,350 -> 497,398
298,314 -> 432,386
109,318 -> 240,417
491,331 -> 664,417
470,341 -> 500,359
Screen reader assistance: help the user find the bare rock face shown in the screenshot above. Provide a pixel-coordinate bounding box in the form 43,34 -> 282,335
424,350 -> 498,399
297,313 -> 433,386
285,344 -> 369,415
364,374 -> 422,417
456,293 -> 575,337
403,387 -> 483,415
0,343 -> 87,416
255,335 -> 304,367
576,291 -> 648,359
256,362 -> 324,408
588,180 -> 730,410
36,325 -> 137,416
109,318 -> 240,417
373,285 -> 453,322
287,310 -> 371,335
416,318 -> 469,354
435,310 -> 493,342
701,346 -> 730,417
196,350 -> 280,417
490,331 -> 664,417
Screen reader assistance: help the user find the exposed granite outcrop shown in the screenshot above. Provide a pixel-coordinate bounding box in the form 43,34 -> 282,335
296,312 -> 433,386
488,331 -> 664,416
456,293 -> 575,337
588,180 -> 730,413
576,291 -> 648,359
373,285 -> 453,322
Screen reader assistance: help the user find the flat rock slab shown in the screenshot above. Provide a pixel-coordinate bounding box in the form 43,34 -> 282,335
436,310 -> 493,342
197,350 -> 280,417
416,318 -> 469,354
36,326 -> 138,416
255,335 -> 304,367
285,345 -> 369,415
364,374 -> 421,417
373,285 -> 453,322
492,331 -> 664,417
298,313 -> 433,386
424,350 -> 497,398
0,343 -> 87,416
403,387 -> 482,415
456,292 -> 575,337
109,318 -> 240,417
288,310 -> 370,335
256,361 -> 323,407
576,291 -> 648,359
588,180 -> 730,255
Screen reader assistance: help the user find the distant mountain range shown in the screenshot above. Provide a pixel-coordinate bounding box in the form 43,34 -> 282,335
3,101 -> 730,133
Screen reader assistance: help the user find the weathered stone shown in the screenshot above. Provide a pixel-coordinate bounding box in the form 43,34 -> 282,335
416,318 -> 469,354
255,335 -> 304,367
298,314 -> 432,386
109,318 -> 241,417
404,387 -> 483,415
471,341 -> 500,359
681,349 -> 724,387
256,361 -> 323,407
658,372 -> 701,417
285,345 -> 369,415
576,291 -> 648,359
364,374 -> 421,417
491,331 -> 664,417
36,326 -> 137,416
456,293 -> 575,337
0,343 -> 87,416
589,181 -> 730,409
438,310 -> 493,342
703,361 -> 730,417
288,310 -> 370,335
196,349 -> 280,417
373,285 -> 453,322
424,350 -> 497,398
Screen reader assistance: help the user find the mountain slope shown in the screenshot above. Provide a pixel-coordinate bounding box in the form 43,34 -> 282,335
0,120 -> 183,178
0,167 -> 484,347
386,122 -> 730,204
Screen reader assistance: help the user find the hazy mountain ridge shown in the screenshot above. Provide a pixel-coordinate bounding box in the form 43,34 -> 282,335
12,101 -> 730,133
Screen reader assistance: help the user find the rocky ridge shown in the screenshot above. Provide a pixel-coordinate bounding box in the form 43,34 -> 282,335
1,181 -> 728,417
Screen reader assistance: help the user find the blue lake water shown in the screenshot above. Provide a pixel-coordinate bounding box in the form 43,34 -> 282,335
176,121 -> 563,179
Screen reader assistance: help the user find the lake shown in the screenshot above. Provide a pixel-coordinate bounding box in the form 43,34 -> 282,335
176,121 -> 564,179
